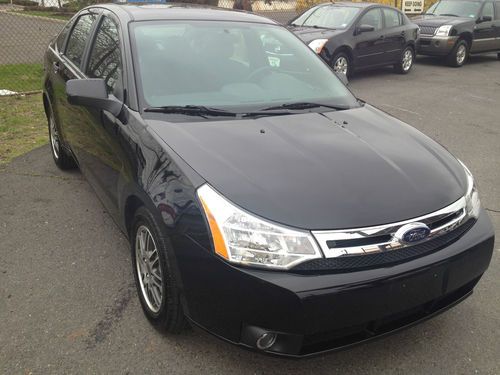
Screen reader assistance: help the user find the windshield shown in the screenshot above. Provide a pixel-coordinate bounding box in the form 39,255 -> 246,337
292,5 -> 360,29
131,21 -> 358,111
426,0 -> 481,18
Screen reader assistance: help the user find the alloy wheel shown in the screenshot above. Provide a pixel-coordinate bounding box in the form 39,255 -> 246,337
402,49 -> 413,71
334,56 -> 348,75
456,44 -> 466,65
135,225 -> 163,313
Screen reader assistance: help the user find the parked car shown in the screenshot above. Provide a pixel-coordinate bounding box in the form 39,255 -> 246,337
43,3 -> 494,357
288,2 -> 420,76
413,0 -> 500,66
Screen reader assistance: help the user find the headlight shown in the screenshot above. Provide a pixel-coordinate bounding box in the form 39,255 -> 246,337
197,184 -> 323,269
435,25 -> 453,37
459,161 -> 481,218
308,39 -> 328,54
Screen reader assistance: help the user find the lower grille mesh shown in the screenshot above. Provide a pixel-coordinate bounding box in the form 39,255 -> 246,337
292,219 -> 476,273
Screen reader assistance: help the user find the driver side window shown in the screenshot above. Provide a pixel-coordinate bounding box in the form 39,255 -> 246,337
481,2 -> 494,19
358,9 -> 383,31
87,16 -> 123,101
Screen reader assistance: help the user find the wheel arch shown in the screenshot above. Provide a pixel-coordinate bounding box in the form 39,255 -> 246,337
458,32 -> 473,46
124,194 -> 146,238
42,91 -> 51,119
332,45 -> 354,63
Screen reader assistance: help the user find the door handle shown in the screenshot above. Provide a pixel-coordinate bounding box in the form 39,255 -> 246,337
53,61 -> 61,74
378,35 -> 385,40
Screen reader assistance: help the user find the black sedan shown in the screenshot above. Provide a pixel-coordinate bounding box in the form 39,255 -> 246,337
43,3 -> 494,357
289,2 -> 420,76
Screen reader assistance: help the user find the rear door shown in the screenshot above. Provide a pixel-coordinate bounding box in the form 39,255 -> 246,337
381,8 -> 406,63
472,2 -> 496,52
54,10 -> 99,159
353,8 -> 388,68
47,19 -> 74,138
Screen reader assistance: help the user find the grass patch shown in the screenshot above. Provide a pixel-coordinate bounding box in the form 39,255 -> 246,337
11,10 -> 72,20
0,63 -> 44,92
0,94 -> 47,164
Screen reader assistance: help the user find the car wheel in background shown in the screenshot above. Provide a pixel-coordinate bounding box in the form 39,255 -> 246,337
395,46 -> 415,74
446,39 -> 469,67
131,206 -> 185,333
47,104 -> 77,170
331,52 -> 351,77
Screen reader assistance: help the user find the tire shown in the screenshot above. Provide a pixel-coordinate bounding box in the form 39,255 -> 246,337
331,52 -> 351,77
497,52 -> 500,60
446,39 -> 469,67
47,104 -> 77,170
394,46 -> 415,74
131,206 -> 185,333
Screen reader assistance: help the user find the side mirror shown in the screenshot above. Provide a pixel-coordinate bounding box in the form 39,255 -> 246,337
356,24 -> 376,34
66,78 -> 122,116
335,71 -> 349,86
478,15 -> 492,22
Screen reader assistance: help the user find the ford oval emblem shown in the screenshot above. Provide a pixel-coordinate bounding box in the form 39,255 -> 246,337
395,223 -> 431,244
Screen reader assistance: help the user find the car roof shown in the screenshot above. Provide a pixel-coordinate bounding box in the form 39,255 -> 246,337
314,1 -> 387,8
91,3 -> 279,24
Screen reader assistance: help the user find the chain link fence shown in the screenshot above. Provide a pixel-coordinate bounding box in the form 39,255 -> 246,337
0,0 -> 436,94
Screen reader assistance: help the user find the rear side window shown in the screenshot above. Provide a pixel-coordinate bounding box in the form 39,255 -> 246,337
87,17 -> 123,100
383,8 -> 402,28
359,9 -> 383,31
66,13 -> 98,67
56,21 -> 73,52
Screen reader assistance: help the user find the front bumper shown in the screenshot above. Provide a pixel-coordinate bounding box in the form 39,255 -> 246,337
417,35 -> 458,56
175,209 -> 494,357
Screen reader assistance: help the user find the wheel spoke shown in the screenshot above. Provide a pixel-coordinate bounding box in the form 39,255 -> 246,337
150,284 -> 162,308
135,225 -> 164,313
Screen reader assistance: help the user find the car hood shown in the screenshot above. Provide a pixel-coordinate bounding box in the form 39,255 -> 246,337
146,105 -> 467,230
288,26 -> 343,44
412,15 -> 473,27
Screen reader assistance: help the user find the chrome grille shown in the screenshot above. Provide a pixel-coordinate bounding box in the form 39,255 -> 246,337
419,25 -> 438,35
293,219 -> 475,272
312,197 -> 469,259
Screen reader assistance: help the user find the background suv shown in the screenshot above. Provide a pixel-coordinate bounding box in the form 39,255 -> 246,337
413,0 -> 500,66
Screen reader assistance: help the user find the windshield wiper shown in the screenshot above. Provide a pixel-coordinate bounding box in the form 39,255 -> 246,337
144,105 -> 237,117
260,102 -> 349,112
439,13 -> 459,17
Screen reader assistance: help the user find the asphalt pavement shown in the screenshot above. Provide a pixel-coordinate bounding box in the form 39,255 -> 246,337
0,55 -> 499,374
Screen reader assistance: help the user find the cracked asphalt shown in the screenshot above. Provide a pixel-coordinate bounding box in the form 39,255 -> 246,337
1,55 -> 499,374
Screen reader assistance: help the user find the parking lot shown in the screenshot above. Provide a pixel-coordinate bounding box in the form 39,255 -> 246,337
1,56 -> 499,374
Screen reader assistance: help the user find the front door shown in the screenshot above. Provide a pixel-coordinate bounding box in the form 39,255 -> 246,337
494,1 -> 500,49
472,2 -> 497,52
353,8 -> 388,68
78,13 -> 128,220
